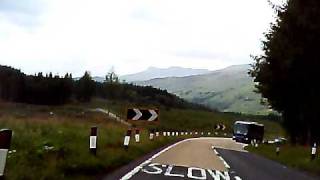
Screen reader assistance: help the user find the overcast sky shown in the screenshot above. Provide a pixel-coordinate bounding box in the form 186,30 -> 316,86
0,0 -> 284,76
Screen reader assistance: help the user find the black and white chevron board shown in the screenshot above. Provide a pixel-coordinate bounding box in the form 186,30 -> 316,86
127,108 -> 159,122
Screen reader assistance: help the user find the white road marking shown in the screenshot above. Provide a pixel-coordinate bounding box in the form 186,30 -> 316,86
164,165 -> 185,177
120,138 -> 192,180
187,167 -> 207,180
212,147 -> 230,169
212,146 -> 219,155
121,138 -> 243,180
142,163 -> 232,180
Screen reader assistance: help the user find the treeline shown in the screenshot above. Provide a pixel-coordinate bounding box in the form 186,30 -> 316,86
0,65 -> 205,110
250,0 -> 320,144
0,65 -> 73,105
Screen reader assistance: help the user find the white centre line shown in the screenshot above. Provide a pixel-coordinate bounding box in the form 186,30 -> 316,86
211,146 -> 230,169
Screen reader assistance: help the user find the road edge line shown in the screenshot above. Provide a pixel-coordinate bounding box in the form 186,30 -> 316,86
120,138 -> 191,180
212,146 -> 231,169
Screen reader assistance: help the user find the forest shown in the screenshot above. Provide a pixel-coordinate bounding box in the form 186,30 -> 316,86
0,65 -> 205,110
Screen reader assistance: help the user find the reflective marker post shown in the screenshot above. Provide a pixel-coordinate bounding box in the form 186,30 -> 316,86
0,129 -> 12,178
253,139 -> 258,148
89,127 -> 98,155
311,143 -> 317,161
135,129 -> 140,143
163,132 -> 167,137
124,129 -> 132,150
149,129 -> 155,141
276,143 -> 280,156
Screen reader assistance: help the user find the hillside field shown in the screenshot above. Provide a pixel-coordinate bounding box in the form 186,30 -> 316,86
0,99 -> 284,179
136,65 -> 272,115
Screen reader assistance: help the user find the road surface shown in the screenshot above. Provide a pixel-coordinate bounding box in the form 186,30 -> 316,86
105,137 -> 318,180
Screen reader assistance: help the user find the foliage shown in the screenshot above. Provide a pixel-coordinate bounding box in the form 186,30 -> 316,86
0,65 -> 203,110
250,0 -> 320,144
0,103 -> 175,179
75,71 -> 96,102
0,65 -> 73,105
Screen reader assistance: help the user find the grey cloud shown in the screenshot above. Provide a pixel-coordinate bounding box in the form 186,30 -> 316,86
0,0 -> 46,27
173,50 -> 250,64
131,8 -> 161,23
174,50 -> 228,60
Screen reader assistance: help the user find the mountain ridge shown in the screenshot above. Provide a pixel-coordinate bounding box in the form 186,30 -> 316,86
134,64 -> 271,115
120,66 -> 211,82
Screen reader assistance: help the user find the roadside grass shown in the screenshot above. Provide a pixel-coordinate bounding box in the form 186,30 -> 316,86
97,99 -> 285,139
247,144 -> 320,176
0,99 -> 285,179
0,103 -> 176,180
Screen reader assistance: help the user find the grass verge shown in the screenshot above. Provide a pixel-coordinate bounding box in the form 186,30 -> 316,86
247,144 -> 320,176
0,99 -> 285,179
0,102 -> 176,180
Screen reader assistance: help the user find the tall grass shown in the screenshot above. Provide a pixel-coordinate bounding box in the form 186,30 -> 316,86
0,99 -> 285,179
99,99 -> 285,139
0,104 -> 175,179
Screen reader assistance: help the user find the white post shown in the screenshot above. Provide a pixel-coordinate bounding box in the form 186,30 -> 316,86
163,132 -> 167,136
124,129 -> 132,150
90,127 -> 97,155
135,129 -> 140,143
0,129 -> 12,177
149,130 -> 155,140
311,143 -> 317,160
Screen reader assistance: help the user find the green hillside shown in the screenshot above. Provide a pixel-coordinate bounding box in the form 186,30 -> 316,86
137,65 -> 272,115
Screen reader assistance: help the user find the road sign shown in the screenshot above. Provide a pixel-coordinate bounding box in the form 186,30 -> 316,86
127,108 -> 159,122
215,124 -> 226,131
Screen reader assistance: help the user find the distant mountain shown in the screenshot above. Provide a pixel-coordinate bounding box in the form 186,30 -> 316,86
120,66 -> 210,82
135,64 -> 272,115
92,76 -> 105,82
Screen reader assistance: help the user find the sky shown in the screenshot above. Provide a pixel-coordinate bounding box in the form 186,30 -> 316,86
0,0 -> 285,76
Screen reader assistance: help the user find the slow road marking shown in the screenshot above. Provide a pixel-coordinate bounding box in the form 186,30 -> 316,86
120,138 -> 243,180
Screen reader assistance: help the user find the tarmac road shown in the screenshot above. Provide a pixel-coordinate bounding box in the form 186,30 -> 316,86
105,137 -> 318,180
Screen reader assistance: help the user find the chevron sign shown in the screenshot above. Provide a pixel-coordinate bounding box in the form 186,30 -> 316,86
127,108 -> 159,122
215,123 -> 226,131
